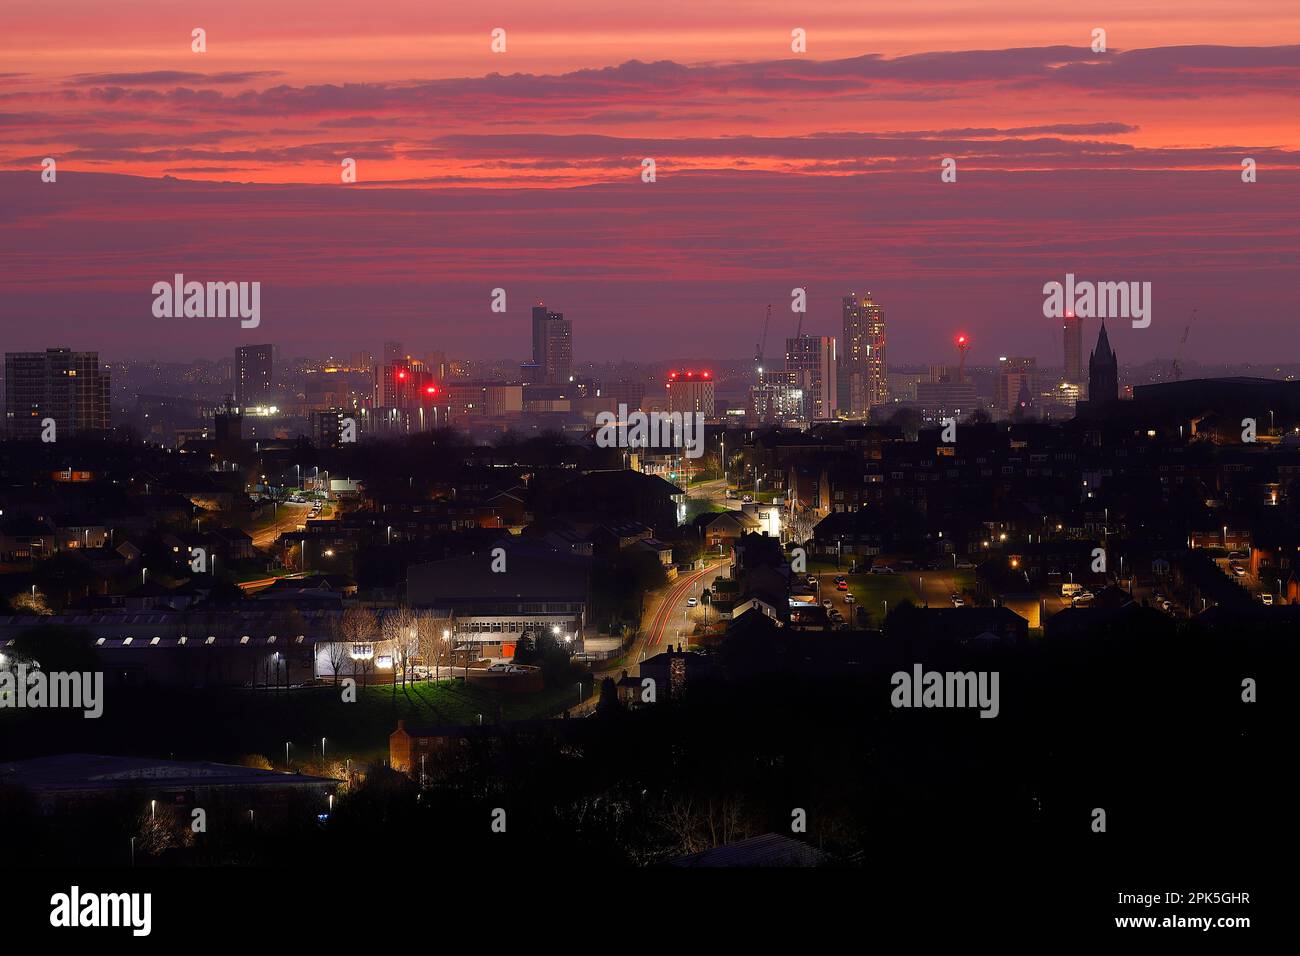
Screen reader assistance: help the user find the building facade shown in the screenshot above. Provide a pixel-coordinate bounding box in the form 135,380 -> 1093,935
234,344 -> 273,409
839,292 -> 886,417
785,335 -> 838,420
531,304 -> 573,384
4,348 -> 110,439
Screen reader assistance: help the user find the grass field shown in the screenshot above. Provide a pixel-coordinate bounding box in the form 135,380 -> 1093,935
0,679 -> 582,766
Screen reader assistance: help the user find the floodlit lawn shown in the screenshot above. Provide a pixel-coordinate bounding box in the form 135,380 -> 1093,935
847,574 -> 920,617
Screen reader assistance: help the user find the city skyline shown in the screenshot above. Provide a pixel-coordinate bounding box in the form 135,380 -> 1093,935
3,3 -> 1299,363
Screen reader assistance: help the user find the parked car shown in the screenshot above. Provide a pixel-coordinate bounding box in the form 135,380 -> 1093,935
870,566 -> 895,575
843,593 -> 856,604
951,596 -> 965,608
955,561 -> 976,570
1160,599 -> 1173,611
686,597 -> 698,607
1228,551 -> 1245,560
1061,582 -> 1084,597
1260,593 -> 1274,605
806,575 -> 818,587
1231,565 -> 1247,576
742,494 -> 754,503
836,581 -> 849,591
1072,590 -> 1095,604
822,600 -> 833,610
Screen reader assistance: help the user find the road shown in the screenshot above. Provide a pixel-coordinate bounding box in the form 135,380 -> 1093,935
684,477 -> 731,510
247,502 -> 311,549
585,561 -> 717,686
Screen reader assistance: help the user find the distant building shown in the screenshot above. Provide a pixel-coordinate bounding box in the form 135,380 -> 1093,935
1063,313 -> 1083,389
407,545 -> 591,659
665,370 -> 715,417
531,304 -> 572,384
915,381 -> 978,425
785,335 -> 838,420
234,344 -> 273,409
4,348 -> 110,439
839,291 -> 886,417
310,408 -> 349,447
995,356 -> 1037,419
747,382 -> 804,424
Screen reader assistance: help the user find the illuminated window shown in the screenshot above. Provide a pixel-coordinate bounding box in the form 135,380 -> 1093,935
206,636 -> 216,645
122,637 -> 133,646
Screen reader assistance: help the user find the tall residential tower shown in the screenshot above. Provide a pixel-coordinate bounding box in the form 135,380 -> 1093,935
839,292 -> 887,417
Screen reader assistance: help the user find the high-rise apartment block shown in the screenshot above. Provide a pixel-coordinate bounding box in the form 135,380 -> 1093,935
839,292 -> 886,416
785,335 -> 838,420
531,304 -> 572,384
235,344 -> 273,409
4,348 -> 110,439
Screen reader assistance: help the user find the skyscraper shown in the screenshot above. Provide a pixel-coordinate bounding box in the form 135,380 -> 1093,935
4,348 -> 110,439
531,304 -> 572,384
785,335 -> 838,420
839,292 -> 886,416
235,344 -> 273,409
1063,313 -> 1083,388
1088,322 -> 1119,405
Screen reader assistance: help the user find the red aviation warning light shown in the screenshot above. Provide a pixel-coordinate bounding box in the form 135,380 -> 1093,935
425,385 -> 437,396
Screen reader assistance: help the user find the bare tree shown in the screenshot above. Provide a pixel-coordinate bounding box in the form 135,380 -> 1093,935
324,614 -> 352,684
413,610 -> 448,683
382,607 -> 418,697
338,606 -> 377,687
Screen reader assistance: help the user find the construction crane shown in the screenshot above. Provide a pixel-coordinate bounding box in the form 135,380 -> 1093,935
1170,308 -> 1198,381
755,304 -> 772,379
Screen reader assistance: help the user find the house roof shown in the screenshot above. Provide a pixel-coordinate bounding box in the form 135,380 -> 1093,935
668,833 -> 826,868
0,754 -> 338,794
